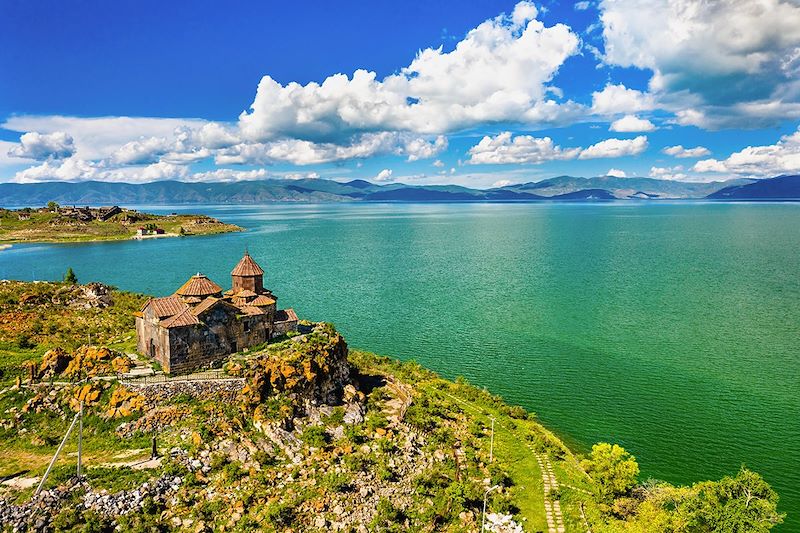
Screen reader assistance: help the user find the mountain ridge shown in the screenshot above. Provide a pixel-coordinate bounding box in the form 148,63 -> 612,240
0,175 -> 796,205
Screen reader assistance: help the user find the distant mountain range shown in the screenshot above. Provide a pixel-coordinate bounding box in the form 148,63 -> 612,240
706,174 -> 800,199
1,174 -> 798,206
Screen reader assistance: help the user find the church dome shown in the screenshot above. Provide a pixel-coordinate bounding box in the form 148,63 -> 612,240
231,252 -> 264,276
175,273 -> 223,298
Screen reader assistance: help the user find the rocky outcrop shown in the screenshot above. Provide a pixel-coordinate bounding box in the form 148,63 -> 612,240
32,345 -> 132,381
238,323 -> 354,421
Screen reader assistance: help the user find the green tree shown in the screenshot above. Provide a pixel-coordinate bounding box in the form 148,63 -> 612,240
582,442 -> 639,502
46,201 -> 59,211
63,267 -> 78,284
680,467 -> 784,532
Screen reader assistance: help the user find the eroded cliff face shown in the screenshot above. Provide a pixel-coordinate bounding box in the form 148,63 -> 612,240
232,323 -> 355,425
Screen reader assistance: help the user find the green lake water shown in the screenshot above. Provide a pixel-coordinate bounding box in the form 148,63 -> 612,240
2,202 -> 798,528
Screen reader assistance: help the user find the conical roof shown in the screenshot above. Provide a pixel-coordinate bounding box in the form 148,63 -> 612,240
231,251 -> 264,276
175,273 -> 223,297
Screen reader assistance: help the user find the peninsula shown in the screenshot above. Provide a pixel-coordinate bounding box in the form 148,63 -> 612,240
0,273 -> 784,531
0,204 -> 242,245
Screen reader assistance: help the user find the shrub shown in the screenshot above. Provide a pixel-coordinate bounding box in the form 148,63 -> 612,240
301,425 -> 329,448
15,333 -> 35,350
319,471 -> 351,493
501,404 -> 530,420
370,497 -> 406,531
264,500 -> 296,528
342,452 -> 374,473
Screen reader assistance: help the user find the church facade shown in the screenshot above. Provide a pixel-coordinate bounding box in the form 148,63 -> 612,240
135,252 -> 298,373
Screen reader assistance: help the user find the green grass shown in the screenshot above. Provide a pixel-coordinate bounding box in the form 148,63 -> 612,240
420,383 -> 549,530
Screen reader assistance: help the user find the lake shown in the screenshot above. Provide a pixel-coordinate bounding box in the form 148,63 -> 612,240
2,202 -> 799,528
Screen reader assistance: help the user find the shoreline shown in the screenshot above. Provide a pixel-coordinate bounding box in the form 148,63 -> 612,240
0,227 -> 242,246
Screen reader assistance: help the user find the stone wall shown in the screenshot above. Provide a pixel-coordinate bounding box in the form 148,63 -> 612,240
165,308 -> 271,374
135,314 -> 172,371
272,316 -> 299,338
124,379 -> 244,403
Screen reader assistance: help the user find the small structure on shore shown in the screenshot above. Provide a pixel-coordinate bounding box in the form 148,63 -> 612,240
135,252 -> 298,373
135,226 -> 165,237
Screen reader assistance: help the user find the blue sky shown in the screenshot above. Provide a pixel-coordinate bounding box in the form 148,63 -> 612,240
1,0 -> 799,187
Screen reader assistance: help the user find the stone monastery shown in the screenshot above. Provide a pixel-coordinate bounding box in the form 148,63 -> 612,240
135,252 -> 298,373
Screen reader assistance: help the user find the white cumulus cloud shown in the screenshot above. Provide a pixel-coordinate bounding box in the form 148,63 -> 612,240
579,135 -> 648,159
649,165 -> 687,181
11,157 -> 189,184
468,132 -> 581,164
662,145 -> 711,158
468,132 -> 649,164
606,168 -> 627,177
238,1 -> 580,141
404,136 -> 448,162
8,131 -> 76,160
591,83 -> 655,115
609,115 -> 656,132
692,127 -> 800,176
187,168 -> 270,182
374,169 -> 394,182
214,132 -> 444,166
2,115 -> 206,161
599,0 -> 800,127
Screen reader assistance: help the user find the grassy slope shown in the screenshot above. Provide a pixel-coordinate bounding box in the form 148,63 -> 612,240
349,351 -> 597,531
0,209 -> 241,244
0,281 -> 151,485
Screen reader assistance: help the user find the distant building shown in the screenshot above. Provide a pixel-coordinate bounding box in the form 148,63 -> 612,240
17,212 -> 31,220
136,226 -> 166,237
55,205 -> 122,222
135,252 -> 298,373
98,206 -> 122,221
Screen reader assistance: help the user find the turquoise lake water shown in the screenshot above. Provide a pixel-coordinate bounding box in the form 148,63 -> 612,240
1,202 -> 798,528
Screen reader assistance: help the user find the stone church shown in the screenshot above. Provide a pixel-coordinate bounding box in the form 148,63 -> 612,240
135,252 -> 298,373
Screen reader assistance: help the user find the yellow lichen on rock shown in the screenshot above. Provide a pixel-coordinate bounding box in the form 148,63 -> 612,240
70,383 -> 101,411
38,347 -> 70,377
31,345 -> 133,381
105,386 -> 146,419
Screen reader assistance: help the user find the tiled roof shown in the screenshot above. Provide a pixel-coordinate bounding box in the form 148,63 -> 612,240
175,274 -> 223,297
240,306 -> 265,316
191,296 -> 220,316
161,307 -> 200,328
143,296 -> 189,318
275,308 -> 298,323
231,252 -> 264,276
236,289 -> 258,298
251,295 -> 276,306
